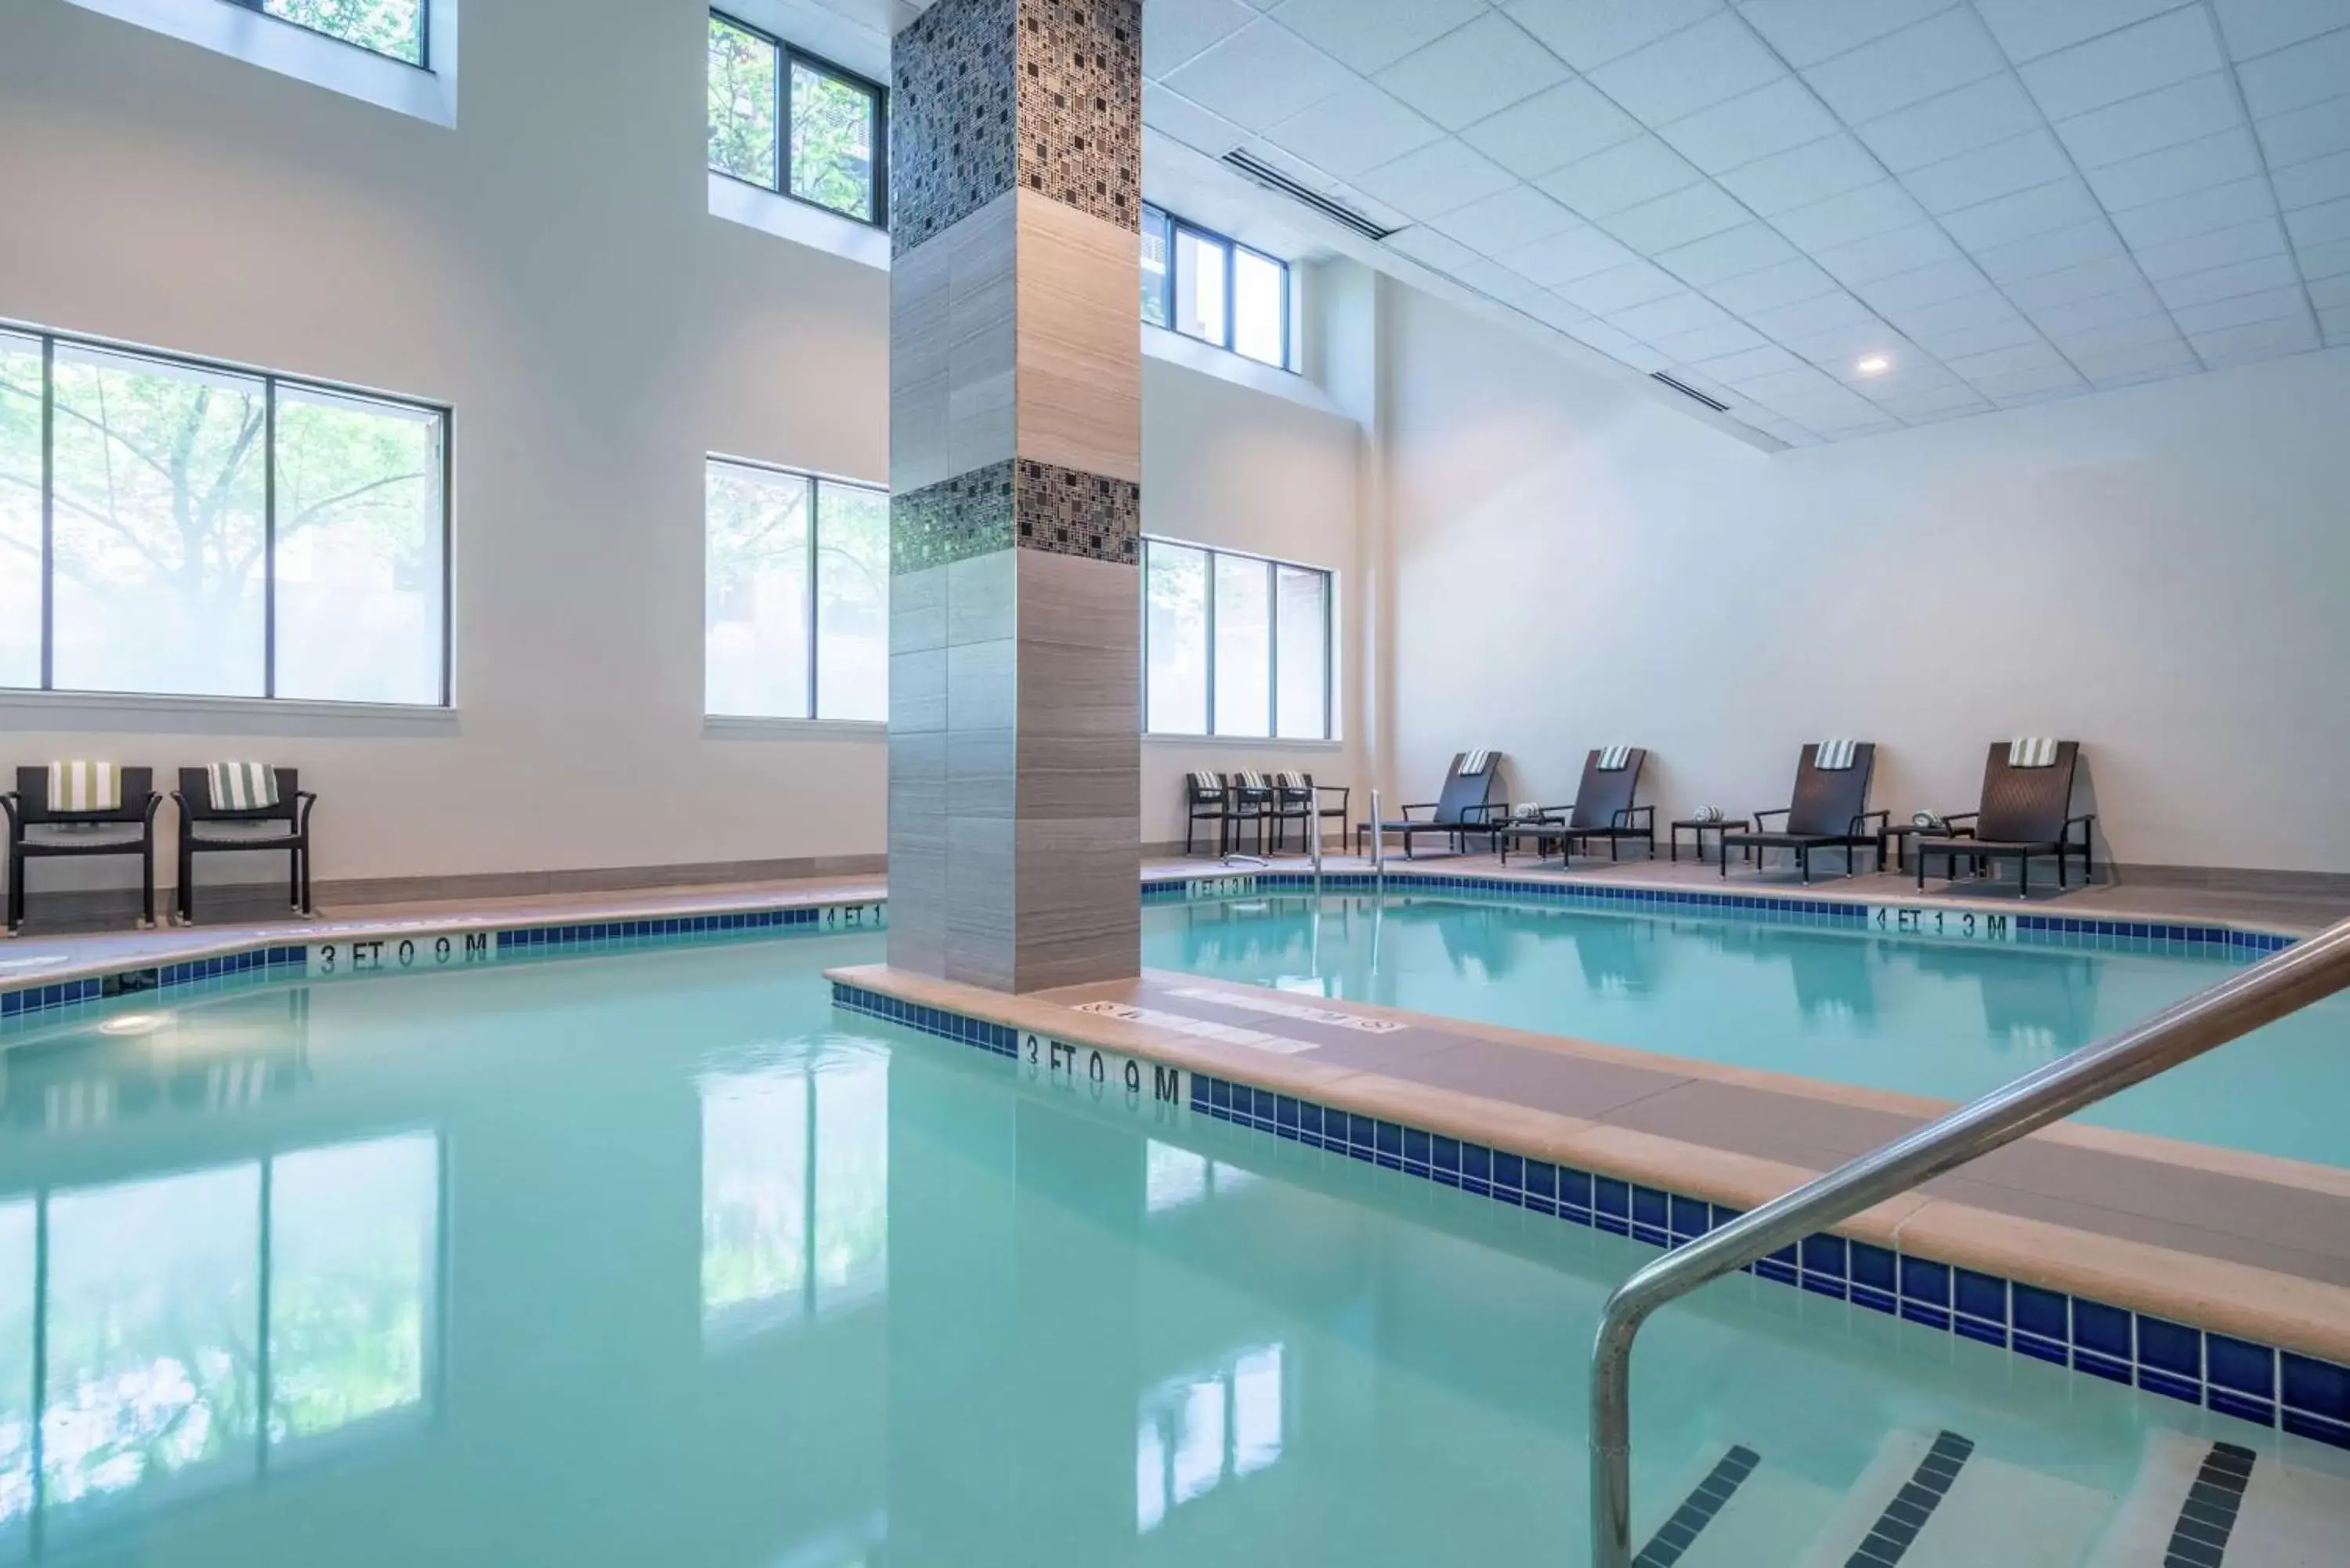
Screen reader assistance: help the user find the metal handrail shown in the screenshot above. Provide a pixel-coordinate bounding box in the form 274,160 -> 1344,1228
1590,913 -> 2350,1568
1369,788 -> 1386,891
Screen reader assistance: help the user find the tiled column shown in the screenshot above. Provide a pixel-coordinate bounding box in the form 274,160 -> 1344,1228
887,0 -> 1142,993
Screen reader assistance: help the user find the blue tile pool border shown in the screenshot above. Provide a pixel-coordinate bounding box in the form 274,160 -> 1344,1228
836,974 -> 2350,1455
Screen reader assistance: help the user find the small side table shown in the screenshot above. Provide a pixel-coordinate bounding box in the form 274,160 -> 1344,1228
1671,818 -> 1752,863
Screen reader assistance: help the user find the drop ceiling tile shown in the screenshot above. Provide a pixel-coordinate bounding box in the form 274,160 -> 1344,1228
1703,255 -> 1842,313
1655,78 -> 1841,175
2001,255 -> 2149,309
2320,303 -> 2350,341
1557,258 -> 1690,312
1160,20 -> 1358,131
1600,181 -> 1753,251
1654,221 -> 1802,286
1608,289 -> 1733,340
1972,0 -> 2197,63
1263,82 -> 1444,179
1434,184 -> 1585,255
2109,175 -> 2279,250
1802,8 -> 2008,125
2153,251 -> 2303,306
1853,256 -> 1993,312
2273,147 -> 2350,210
1900,130 -> 2075,215
2134,215 -> 2287,277
1806,414 -> 1905,437
1501,222 -> 1642,286
1501,0 -> 1725,73
1459,81 -> 1644,179
1587,12 -> 1785,125
1517,291 -> 1597,330
1706,141 -> 1875,226
1940,179 -> 2105,251
1743,287 -> 1878,340
1144,0 -> 1262,75
1452,257 -> 1554,305
1536,135 -> 1705,219
1737,363 -> 1857,406
1972,218 -> 2129,282
2287,193 -> 2350,245
2052,74 -> 2243,168
2081,127 -> 2266,210
2050,313 -> 2189,361
1853,74 -> 2045,172
1781,315 -> 1906,365
1143,85 -> 1250,154
1377,13 -> 1572,131
1380,226 -> 1486,273
2211,0 -> 2350,60
2172,285 -> 2308,334
1947,338 -> 2073,377
2308,273 -> 2350,308
1567,318 -> 1666,367
1351,137 -> 1521,219
1737,0 -> 1958,70
2028,284 -> 2169,337
1814,222 -> 1963,286
2070,339 -> 2201,384
2236,29 -> 2350,119
1692,341 -> 1808,381
1907,311 -> 2044,358
2305,235 -> 2350,278
1878,385 -> 1995,418
1770,181 -> 1928,251
1267,0 -> 1491,75
2019,9 -> 2228,124
1836,352 -> 1961,393
1883,288 -> 2024,336
1649,320 -> 1770,362
2253,94 -> 2350,168
2189,313 -> 2321,362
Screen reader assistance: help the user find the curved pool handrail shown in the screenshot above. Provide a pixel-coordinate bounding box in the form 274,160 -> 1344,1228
1590,912 -> 2350,1568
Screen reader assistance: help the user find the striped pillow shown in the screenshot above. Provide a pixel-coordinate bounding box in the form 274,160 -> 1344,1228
46,761 -> 121,813
209,761 -> 281,811
1274,771 -> 1311,794
1189,771 -> 1224,797
1231,770 -> 1267,791
1458,749 -> 1495,776
1814,739 -> 1857,771
1596,746 -> 1633,771
2008,737 -> 2059,768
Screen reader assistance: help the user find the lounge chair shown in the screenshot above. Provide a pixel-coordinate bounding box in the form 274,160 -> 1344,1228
1362,750 -> 1503,858
4,763 -> 162,934
1182,771 -> 1231,856
1719,741 -> 1888,883
1497,748 -> 1653,864
174,764 -> 318,924
1912,739 -> 2094,898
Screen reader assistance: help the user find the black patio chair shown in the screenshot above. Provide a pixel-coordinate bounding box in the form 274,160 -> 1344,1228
1720,742 -> 1889,883
1912,741 -> 2094,898
1182,771 -> 1230,856
174,766 -> 318,925
1363,750 -> 1503,858
4,765 -> 162,934
1498,748 -> 1653,864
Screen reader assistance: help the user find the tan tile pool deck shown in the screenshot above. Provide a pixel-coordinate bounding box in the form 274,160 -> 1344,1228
8,851 -> 2344,1366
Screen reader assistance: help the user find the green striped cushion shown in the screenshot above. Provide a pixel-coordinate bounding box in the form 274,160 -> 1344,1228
208,761 -> 280,811
46,761 -> 121,813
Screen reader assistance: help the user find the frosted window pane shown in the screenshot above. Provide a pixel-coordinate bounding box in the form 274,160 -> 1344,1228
815,481 -> 888,721
705,461 -> 812,718
1212,554 -> 1270,738
1144,541 -> 1207,735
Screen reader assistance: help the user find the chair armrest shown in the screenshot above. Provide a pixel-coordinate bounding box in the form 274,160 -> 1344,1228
0,791 -> 18,839
1315,784 -> 1349,807
1399,802 -> 1436,821
1854,809 -> 1890,835
1623,804 -> 1654,829
1943,812 -> 1979,827
2065,812 -> 2094,844
1461,802 -> 1507,824
295,791 -> 320,833
142,793 -> 164,832
1754,807 -> 1791,827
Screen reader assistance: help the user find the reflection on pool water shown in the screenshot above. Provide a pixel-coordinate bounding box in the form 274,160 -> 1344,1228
0,932 -> 2316,1566
1144,894 -> 2350,1166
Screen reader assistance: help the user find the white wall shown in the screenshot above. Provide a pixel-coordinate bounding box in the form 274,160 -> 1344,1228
1383,286 -> 2350,876
0,0 -> 1367,894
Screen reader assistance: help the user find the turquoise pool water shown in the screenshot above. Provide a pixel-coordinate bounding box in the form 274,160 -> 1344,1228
1144,894 -> 2350,1167
0,933 -> 2252,1566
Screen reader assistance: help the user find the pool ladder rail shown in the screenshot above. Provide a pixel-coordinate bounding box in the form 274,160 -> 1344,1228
1589,912 -> 2350,1568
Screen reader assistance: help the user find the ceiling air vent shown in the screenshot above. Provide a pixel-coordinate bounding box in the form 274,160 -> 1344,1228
1219,150 -> 1397,241
1650,371 -> 1730,413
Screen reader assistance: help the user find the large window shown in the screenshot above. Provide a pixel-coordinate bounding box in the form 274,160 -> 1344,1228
1141,206 -> 1291,370
0,325 -> 450,706
704,458 -> 888,723
708,13 -> 885,226
222,0 -> 428,66
1143,539 -> 1332,740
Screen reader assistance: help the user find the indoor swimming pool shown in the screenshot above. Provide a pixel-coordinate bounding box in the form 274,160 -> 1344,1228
0,928 -> 2322,1567
1144,894 -> 2349,1168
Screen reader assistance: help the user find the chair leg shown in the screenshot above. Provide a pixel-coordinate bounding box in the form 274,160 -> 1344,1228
178,839 -> 193,925
301,844 -> 313,915
290,846 -> 302,909
7,850 -> 21,934
141,841 -> 154,929
2018,856 -> 2029,899
1799,845 -> 1810,884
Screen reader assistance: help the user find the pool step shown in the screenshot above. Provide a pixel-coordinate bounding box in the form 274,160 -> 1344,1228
2090,1427 -> 2350,1568
1631,1442 -> 1842,1568
1791,1427 -> 2112,1568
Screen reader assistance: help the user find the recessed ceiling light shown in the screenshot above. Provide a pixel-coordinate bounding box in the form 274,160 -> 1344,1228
1856,354 -> 1891,377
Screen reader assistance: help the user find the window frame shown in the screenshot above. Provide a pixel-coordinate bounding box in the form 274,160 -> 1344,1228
1141,204 -> 1293,372
707,9 -> 890,231
1141,537 -> 1332,742
2,319 -> 454,709
220,0 -> 429,70
702,453 -> 889,725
